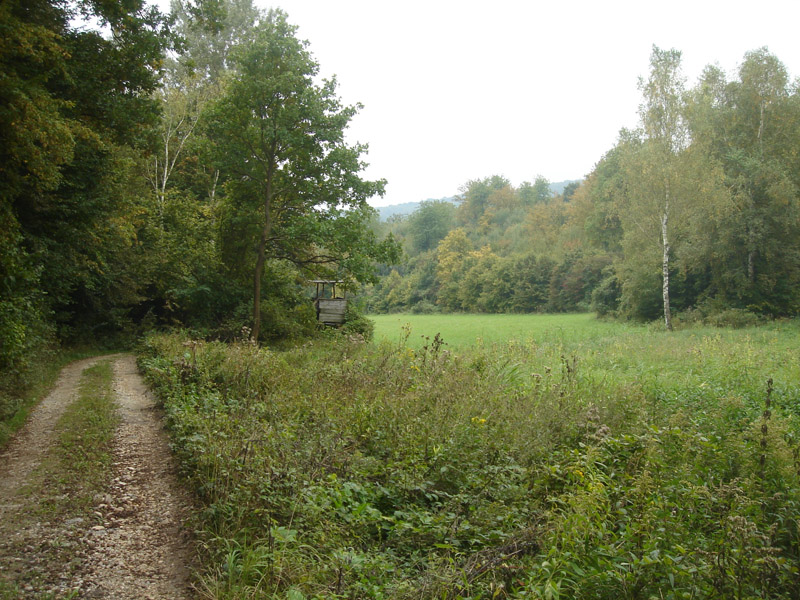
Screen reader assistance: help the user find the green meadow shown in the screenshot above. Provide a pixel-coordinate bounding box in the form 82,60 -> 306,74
370,313 -> 632,349
372,313 -> 800,400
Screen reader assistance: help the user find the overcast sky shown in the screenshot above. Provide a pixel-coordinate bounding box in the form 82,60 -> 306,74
229,1 -> 799,206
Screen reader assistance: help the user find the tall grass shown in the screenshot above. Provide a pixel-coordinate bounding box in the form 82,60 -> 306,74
140,318 -> 800,599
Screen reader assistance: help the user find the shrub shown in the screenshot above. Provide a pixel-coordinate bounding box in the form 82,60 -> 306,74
341,303 -> 375,341
410,299 -> 439,314
591,268 -> 621,316
705,308 -> 767,329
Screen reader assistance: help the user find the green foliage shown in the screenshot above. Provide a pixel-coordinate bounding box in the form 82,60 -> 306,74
0,0 -> 172,359
407,200 -> 456,254
341,303 -> 375,341
205,8 -> 398,340
703,308 -> 768,329
590,267 -> 621,317
0,213 -> 51,380
547,253 -> 610,313
680,48 -> 800,318
456,175 -> 513,224
172,0 -> 261,82
139,319 -> 800,598
519,175 -> 554,205
1,0 -> 401,365
366,174 -> 621,316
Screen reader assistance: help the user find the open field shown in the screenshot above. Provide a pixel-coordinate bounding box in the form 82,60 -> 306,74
370,313 -> 636,349
373,314 -> 800,405
140,318 -> 800,598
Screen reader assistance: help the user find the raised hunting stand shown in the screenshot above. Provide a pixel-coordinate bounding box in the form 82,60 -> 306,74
312,280 -> 347,326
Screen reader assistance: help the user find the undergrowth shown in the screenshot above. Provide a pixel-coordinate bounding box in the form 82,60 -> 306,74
139,321 -> 800,599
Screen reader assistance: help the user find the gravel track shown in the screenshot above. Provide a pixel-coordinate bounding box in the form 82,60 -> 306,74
0,357 -> 104,504
0,354 -> 196,598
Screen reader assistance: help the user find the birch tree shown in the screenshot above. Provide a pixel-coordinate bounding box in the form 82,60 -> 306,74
622,47 -> 689,330
146,0 -> 262,221
146,75 -> 209,224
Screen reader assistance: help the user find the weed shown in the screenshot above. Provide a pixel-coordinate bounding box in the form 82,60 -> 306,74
139,318 -> 800,598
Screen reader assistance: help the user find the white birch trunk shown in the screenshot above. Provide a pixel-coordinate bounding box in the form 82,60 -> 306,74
661,182 -> 673,331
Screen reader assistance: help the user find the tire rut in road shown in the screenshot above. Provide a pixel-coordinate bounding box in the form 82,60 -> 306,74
0,356 -> 105,505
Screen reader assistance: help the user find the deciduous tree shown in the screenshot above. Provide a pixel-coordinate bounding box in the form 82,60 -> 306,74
207,10 -> 396,340
619,47 -> 688,330
407,200 -> 456,254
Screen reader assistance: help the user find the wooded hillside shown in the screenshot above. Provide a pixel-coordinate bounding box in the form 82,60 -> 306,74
367,47 -> 800,327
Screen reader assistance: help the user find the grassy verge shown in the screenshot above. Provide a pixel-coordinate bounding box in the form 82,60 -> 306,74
0,360 -> 119,597
140,321 -> 800,599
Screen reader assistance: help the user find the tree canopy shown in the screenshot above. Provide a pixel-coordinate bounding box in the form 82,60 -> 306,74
1,0 -> 171,377
0,0 -> 400,382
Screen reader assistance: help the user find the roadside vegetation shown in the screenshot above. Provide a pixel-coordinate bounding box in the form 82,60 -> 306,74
140,317 -> 800,598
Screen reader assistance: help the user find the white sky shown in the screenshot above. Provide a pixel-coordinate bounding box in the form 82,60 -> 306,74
263,0 -> 799,207
156,0 -> 798,207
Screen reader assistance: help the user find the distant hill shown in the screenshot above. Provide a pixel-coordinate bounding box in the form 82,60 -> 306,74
376,201 -> 447,221
549,179 -> 582,196
375,180 -> 581,221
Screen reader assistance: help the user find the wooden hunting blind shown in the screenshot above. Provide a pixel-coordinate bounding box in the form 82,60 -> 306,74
312,280 -> 347,326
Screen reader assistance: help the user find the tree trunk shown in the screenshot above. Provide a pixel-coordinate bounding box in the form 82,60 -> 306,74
661,184 -> 673,331
252,173 -> 273,342
747,193 -> 756,283
208,169 -> 219,204
252,223 -> 268,342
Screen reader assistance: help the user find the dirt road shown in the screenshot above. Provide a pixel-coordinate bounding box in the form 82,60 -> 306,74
0,354 -> 195,598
